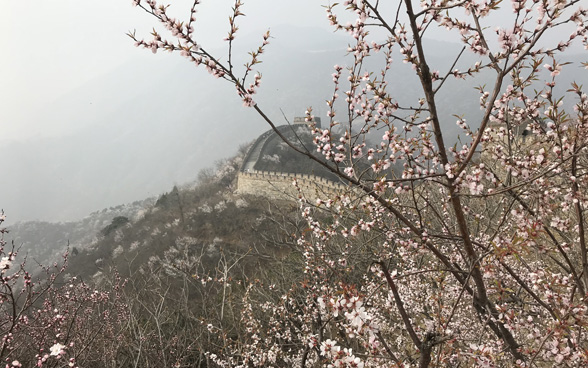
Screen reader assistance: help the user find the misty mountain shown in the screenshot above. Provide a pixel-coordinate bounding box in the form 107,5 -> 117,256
8,197 -> 156,270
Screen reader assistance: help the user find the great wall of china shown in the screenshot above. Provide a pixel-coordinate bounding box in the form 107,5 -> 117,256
237,119 -> 348,201
237,170 -> 347,201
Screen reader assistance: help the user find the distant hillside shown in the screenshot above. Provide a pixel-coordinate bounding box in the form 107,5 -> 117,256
8,198 -> 156,270
61,144 -> 302,282
7,122 -> 345,277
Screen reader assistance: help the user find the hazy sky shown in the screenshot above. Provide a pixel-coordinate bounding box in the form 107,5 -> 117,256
0,0 -> 332,142
0,0 -> 584,141
2,1 -> 582,142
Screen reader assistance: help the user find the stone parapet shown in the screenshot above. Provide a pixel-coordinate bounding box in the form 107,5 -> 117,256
238,120 -> 342,201
237,170 -> 347,202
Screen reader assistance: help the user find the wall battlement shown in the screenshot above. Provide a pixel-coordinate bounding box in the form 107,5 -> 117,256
237,169 -> 347,201
237,119 -> 343,201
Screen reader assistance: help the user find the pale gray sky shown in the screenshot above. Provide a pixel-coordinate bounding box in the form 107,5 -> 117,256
2,1 -> 582,142
0,0 -> 331,142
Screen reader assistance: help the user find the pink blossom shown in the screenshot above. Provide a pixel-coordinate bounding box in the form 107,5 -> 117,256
49,343 -> 65,357
544,63 -> 562,77
497,28 -> 516,50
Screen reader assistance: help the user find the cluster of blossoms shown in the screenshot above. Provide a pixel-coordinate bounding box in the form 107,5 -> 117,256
320,339 -> 364,368
34,343 -> 76,368
317,295 -> 378,336
0,255 -> 12,273
0,212 -> 128,366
